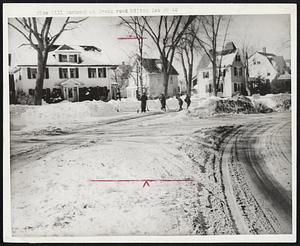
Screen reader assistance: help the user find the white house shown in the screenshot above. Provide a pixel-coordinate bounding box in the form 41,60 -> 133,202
196,42 -> 246,98
127,57 -> 179,99
10,44 -> 117,102
248,47 -> 288,82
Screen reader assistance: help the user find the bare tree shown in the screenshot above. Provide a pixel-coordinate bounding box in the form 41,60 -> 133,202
133,16 -> 196,96
216,16 -> 231,93
177,20 -> 202,96
119,17 -> 146,97
9,17 -> 87,105
239,36 -> 256,96
194,15 -> 231,96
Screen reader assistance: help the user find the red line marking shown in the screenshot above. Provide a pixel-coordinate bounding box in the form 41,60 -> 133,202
89,179 -> 194,188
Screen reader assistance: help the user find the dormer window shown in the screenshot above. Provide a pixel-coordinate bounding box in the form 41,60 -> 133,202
69,54 -> 78,63
59,54 -> 68,62
236,54 -> 241,61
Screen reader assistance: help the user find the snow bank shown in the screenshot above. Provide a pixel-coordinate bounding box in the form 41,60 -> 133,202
188,94 -> 291,118
11,100 -> 120,133
252,93 -> 291,112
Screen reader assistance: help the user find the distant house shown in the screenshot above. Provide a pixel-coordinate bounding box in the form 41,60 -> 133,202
196,41 -> 246,98
10,44 -> 117,103
110,61 -> 132,99
248,47 -> 291,93
127,57 -> 179,99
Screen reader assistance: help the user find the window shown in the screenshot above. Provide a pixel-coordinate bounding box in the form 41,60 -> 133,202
234,67 -> 237,76
267,72 -> 270,76
88,68 -> 97,78
70,68 -> 79,78
69,54 -> 78,63
45,68 -> 49,79
257,61 -> 261,64
27,68 -> 37,79
98,67 -> 106,78
59,68 -> 68,79
203,71 -> 209,78
236,54 -> 241,61
59,54 -> 68,62
223,69 -> 226,77
238,67 -> 243,76
209,84 -> 212,93
234,83 -> 237,92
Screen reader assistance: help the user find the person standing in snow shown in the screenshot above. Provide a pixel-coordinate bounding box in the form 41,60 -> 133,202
184,94 -> 191,109
176,94 -> 183,111
140,92 -> 148,113
159,93 -> 166,112
116,88 -> 121,101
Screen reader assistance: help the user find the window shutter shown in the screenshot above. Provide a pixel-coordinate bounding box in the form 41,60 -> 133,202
103,68 -> 106,78
27,68 -> 31,79
88,68 -> 91,78
75,68 -> 79,78
45,68 -> 49,79
59,68 -> 63,79
59,54 -> 62,62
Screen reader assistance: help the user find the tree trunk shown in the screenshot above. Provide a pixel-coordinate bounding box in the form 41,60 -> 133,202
34,51 -> 47,105
163,70 -> 169,96
187,66 -> 193,96
212,56 -> 217,96
162,58 -> 169,96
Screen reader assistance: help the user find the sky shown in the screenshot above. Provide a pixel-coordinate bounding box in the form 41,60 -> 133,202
8,15 -> 291,80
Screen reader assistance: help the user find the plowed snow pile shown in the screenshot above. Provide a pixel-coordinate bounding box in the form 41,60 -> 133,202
10,100 -> 119,133
189,94 -> 291,118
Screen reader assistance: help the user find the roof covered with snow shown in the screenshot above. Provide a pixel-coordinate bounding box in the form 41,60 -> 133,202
139,58 -> 179,75
11,44 -> 115,67
253,51 -> 288,74
196,41 -> 240,71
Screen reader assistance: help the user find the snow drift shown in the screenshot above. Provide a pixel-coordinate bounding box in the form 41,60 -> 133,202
189,94 -> 291,118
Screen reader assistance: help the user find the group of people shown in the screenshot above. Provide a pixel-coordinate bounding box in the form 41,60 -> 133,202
139,92 -> 191,113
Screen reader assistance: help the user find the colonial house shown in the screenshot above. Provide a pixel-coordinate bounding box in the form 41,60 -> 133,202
196,42 -> 246,98
248,48 -> 291,93
10,44 -> 117,103
126,57 -> 179,99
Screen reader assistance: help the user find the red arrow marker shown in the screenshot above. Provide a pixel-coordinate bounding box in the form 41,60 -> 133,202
143,180 -> 150,188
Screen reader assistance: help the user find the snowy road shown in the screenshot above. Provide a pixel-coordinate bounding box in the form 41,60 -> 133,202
10,111 -> 292,236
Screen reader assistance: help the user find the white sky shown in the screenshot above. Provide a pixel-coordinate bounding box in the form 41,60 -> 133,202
8,15 -> 291,79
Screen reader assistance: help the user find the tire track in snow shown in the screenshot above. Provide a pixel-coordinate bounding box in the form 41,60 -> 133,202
221,122 -> 292,234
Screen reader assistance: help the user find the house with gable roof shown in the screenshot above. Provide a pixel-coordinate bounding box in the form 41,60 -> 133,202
248,47 -> 291,93
126,57 -> 179,99
196,41 -> 246,98
10,44 -> 117,103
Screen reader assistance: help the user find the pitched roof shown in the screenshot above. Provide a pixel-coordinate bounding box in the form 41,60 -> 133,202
197,50 -> 239,71
57,44 -> 74,50
196,41 -> 239,71
257,51 -> 276,57
11,44 -> 112,66
255,52 -> 288,74
139,58 -> 179,75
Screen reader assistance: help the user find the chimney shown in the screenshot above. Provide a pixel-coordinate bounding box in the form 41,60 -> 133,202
262,47 -> 266,53
122,61 -> 125,65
